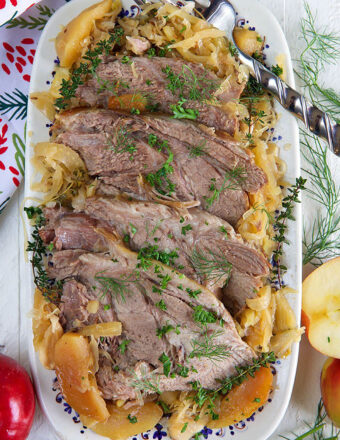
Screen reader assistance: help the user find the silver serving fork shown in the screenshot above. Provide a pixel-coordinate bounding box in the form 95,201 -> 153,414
134,0 -> 340,156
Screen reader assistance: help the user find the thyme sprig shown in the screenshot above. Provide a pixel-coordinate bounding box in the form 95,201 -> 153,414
204,167 -> 247,209
189,352 -> 275,419
271,177 -> 306,287
301,131 -> 340,265
191,247 -> 232,286
55,27 -> 124,110
25,207 -> 63,303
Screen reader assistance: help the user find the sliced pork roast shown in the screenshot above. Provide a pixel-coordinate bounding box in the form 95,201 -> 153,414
40,198 -> 269,314
47,238 -> 255,400
75,56 -> 244,134
54,108 -> 267,225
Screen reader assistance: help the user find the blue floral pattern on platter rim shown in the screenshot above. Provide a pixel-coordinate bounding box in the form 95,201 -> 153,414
51,362 -> 280,438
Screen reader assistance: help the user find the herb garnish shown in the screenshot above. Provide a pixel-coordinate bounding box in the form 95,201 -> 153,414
106,127 -> 137,160
189,352 -> 275,419
118,339 -> 131,354
189,328 -> 230,363
155,299 -> 167,311
137,244 -> 178,270
280,399 -> 339,440
188,140 -> 207,157
192,305 -> 217,325
94,272 -> 138,302
157,322 -> 180,338
159,352 -> 172,377
55,27 -> 124,110
163,64 -> 219,102
272,64 -> 283,76
130,369 -> 161,395
181,224 -> 192,235
170,98 -> 199,120
204,167 -> 247,209
26,207 -> 63,303
186,287 -> 201,299
271,177 -> 306,287
127,414 -> 138,424
191,247 -> 232,286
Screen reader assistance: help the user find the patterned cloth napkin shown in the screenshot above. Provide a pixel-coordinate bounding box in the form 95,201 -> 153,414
0,0 -> 68,213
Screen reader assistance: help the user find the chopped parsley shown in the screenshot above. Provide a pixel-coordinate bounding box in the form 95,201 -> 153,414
181,224 -> 192,235
157,322 -> 180,338
127,414 -> 138,423
121,55 -> 132,64
192,305 -> 217,324
186,287 -> 201,299
155,299 -> 167,311
271,64 -> 283,76
159,352 -> 172,377
118,339 -> 131,354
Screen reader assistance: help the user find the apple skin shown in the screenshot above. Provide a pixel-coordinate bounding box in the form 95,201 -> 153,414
321,357 -> 340,428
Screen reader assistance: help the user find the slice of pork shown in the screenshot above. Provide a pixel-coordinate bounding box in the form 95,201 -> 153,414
54,108 -> 267,225
41,199 -> 269,314
49,240 -> 255,400
75,56 -> 244,134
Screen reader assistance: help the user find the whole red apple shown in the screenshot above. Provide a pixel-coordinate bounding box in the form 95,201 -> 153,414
321,357 -> 340,428
0,353 -> 36,440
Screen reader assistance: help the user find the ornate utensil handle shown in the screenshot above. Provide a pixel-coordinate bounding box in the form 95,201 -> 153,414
251,59 -> 340,156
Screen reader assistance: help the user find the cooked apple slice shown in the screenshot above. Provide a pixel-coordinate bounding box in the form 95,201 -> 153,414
54,333 -> 109,421
302,257 -> 340,358
56,0 -> 121,68
321,357 -> 340,427
81,402 -> 163,439
208,366 -> 273,428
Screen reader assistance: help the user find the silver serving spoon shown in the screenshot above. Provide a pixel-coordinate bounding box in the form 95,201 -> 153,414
202,0 -> 340,156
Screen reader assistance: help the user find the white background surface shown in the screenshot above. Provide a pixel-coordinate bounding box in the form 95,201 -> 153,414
0,0 -> 339,438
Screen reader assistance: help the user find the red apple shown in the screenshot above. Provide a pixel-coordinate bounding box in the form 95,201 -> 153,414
321,357 -> 340,427
0,354 -> 36,440
302,257 -> 340,358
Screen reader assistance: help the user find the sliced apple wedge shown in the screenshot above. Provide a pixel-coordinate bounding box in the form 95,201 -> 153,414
302,257 -> 340,358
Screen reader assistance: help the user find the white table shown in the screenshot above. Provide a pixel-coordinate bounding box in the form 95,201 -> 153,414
0,0 -> 339,438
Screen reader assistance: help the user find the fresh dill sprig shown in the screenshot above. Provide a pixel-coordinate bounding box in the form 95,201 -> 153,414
162,64 -> 219,103
189,328 -> 230,363
296,3 -> 340,123
130,369 -> 161,395
94,272 -> 137,302
55,27 -> 124,110
271,177 -> 306,287
295,4 -> 340,265
25,207 -> 63,303
279,399 -> 339,440
191,247 -> 232,286
204,167 -> 247,209
301,131 -> 340,265
106,127 -> 137,160
188,140 -> 207,157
